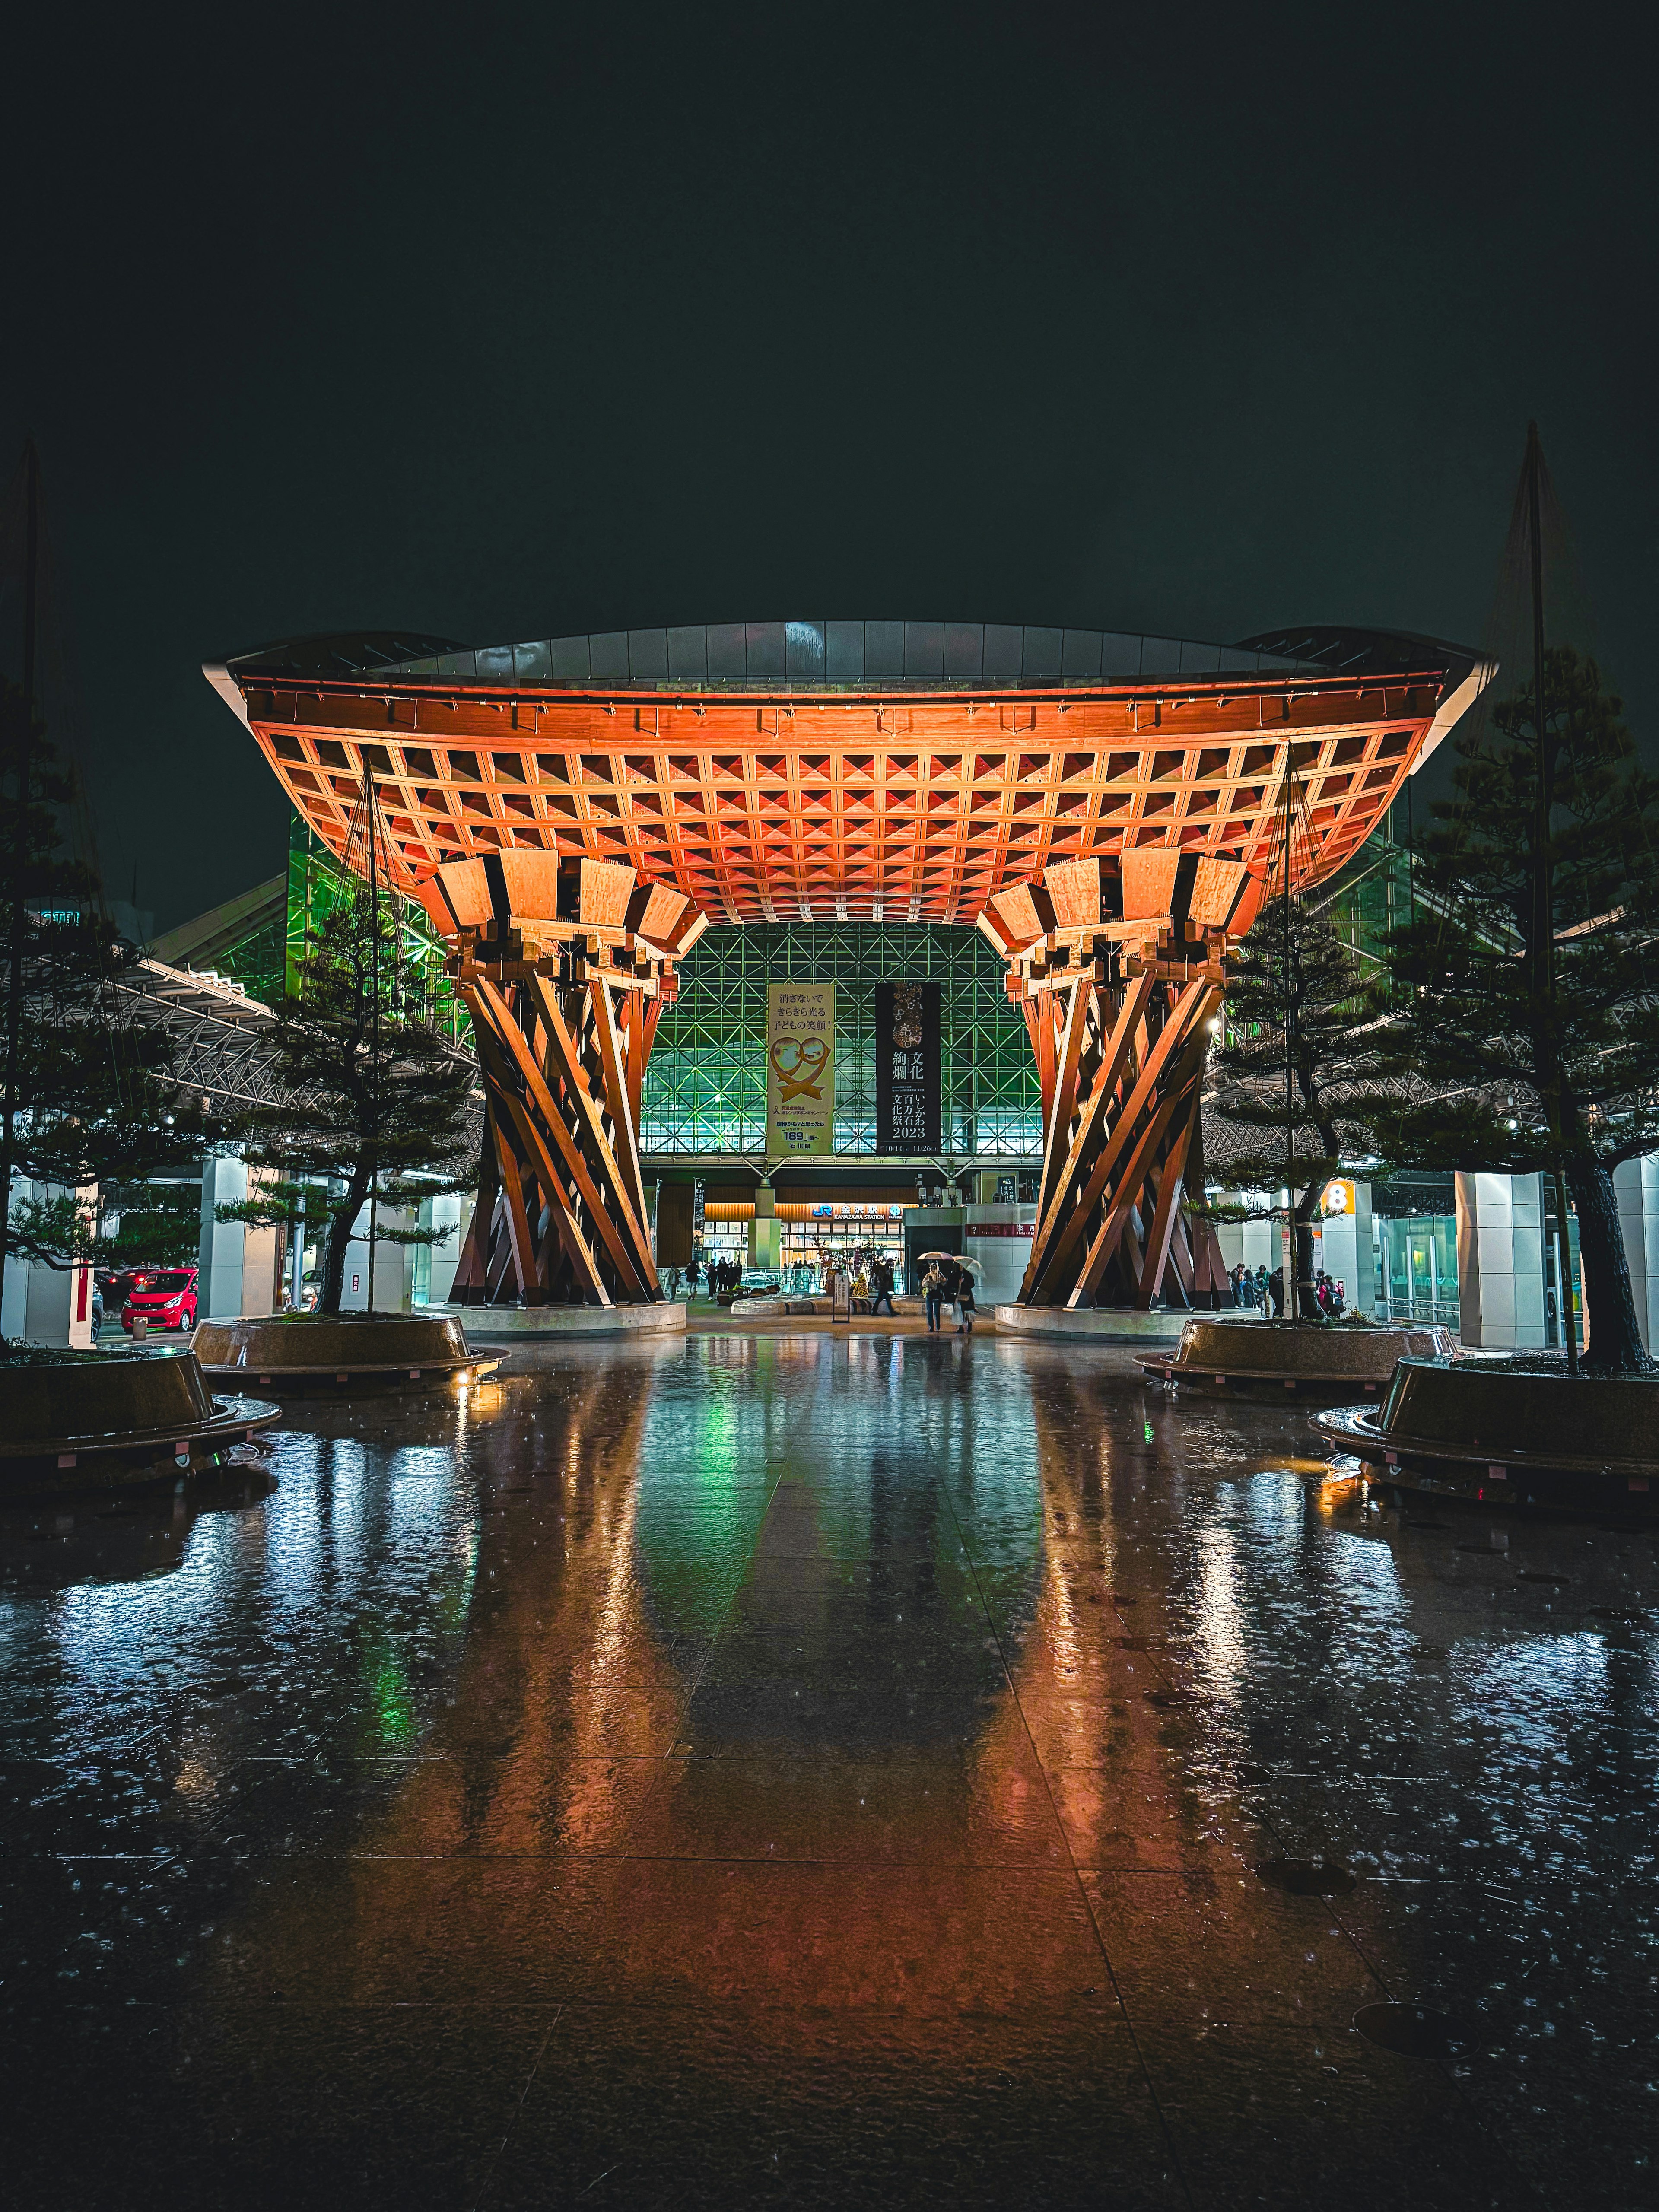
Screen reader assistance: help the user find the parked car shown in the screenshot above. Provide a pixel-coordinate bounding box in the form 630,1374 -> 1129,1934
99,1268 -> 153,1310
122,1267 -> 199,1333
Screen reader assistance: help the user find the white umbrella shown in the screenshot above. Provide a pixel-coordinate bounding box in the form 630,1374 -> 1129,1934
917,1250 -> 983,1275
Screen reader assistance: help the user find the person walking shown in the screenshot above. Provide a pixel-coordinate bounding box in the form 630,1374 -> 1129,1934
1253,1264 -> 1269,1311
922,1260 -> 944,1333
951,1259 -> 977,1335
871,1256 -> 896,1317
1268,1264 -> 1286,1317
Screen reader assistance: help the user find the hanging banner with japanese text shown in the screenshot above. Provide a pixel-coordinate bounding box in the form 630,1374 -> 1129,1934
765,982 -> 836,1156
875,980 -> 941,1154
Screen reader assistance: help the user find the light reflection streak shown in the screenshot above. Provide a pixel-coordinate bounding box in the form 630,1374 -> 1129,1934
1191,1521 -> 1247,1709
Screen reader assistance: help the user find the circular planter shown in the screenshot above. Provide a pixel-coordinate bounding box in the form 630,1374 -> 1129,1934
1316,1357 -> 1659,1515
0,1348 -> 278,1496
1138,1315 -> 1454,1402
446,1301 -> 685,1342
193,1312 -> 499,1396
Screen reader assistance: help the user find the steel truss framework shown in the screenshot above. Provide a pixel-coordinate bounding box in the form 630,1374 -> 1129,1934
983,853 -> 1256,1309
643,922 -> 1038,1157
119,960 -> 288,1111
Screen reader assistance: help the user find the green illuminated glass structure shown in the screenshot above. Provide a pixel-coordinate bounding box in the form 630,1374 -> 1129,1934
169,816 -> 464,1035
1307,802 -> 1417,998
640,921 -> 1039,1157
283,818 -> 464,1032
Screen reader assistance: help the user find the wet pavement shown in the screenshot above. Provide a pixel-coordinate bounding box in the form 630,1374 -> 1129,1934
2,1331 -> 1656,2209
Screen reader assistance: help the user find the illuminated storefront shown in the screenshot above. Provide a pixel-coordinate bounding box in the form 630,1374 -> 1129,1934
779,1202 -> 909,1285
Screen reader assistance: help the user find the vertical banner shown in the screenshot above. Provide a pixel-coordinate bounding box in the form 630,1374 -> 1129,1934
876,981 -> 941,1154
766,982 -> 836,1156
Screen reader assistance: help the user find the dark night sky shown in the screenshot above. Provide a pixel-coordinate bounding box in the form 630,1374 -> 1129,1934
6,3 -> 1656,933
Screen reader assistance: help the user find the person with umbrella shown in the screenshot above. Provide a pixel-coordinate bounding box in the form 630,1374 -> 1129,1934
918,1249 -> 981,1335
950,1255 -> 980,1335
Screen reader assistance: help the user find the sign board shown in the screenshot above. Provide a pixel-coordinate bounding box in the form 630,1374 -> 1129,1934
875,981 -> 941,1154
1322,1179 -> 1356,1217
765,982 -> 836,1156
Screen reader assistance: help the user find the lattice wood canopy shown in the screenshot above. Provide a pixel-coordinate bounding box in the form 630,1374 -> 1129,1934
209,621 -> 1488,926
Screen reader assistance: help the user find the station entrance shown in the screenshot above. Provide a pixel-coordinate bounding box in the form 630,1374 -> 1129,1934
210,615 -> 1485,1312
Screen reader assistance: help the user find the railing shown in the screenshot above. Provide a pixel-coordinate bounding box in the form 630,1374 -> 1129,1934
1376,1294 -> 1460,1328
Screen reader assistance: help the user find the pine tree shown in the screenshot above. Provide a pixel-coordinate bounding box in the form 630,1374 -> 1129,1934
1367,647 -> 1659,1374
0,676 -> 205,1327
99,1181 -> 206,1270
219,882 -> 476,1314
1209,898 -> 1376,1318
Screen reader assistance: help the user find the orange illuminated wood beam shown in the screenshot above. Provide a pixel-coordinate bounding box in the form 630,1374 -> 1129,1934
230,665 -> 1448,928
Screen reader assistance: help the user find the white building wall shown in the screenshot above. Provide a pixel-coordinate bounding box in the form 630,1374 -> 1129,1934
66,1256 -> 96,1346
172,1158 -> 282,1322
1613,1157 -> 1659,1354
24,1257 -> 73,1344
421,1192 -> 469,1306
1454,1172 -> 1548,1350
963,1203 -> 1039,1304
0,1236 -> 24,1341
238,1167 -> 281,1318
1,1179 -> 97,1348
339,1199 -> 416,1313
1312,1181 -> 1374,1316
333,1184 -> 477,1312
197,1153 -> 251,1320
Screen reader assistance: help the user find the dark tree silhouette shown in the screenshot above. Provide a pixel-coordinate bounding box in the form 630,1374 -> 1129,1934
1365,647 -> 1659,1374
99,1181 -> 205,1270
0,677 -> 203,1327
217,883 -> 476,1314
1210,899 -> 1376,1318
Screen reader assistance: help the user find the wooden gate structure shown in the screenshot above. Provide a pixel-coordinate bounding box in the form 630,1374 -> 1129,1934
209,616 -> 1489,1309
979,850 -> 1265,1309
412,851 -> 704,1306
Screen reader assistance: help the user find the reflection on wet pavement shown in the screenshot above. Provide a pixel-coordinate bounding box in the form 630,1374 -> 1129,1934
3,1333 -> 1656,2207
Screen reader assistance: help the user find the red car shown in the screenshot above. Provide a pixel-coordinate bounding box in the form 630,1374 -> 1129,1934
122,1268 -> 199,1333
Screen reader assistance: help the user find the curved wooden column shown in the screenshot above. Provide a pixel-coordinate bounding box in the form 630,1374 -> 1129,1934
414,852 -> 704,1307
981,855 -> 1262,1313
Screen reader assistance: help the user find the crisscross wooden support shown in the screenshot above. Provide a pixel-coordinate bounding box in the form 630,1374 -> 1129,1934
414,852 -> 707,1306
979,854 -> 1266,1312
